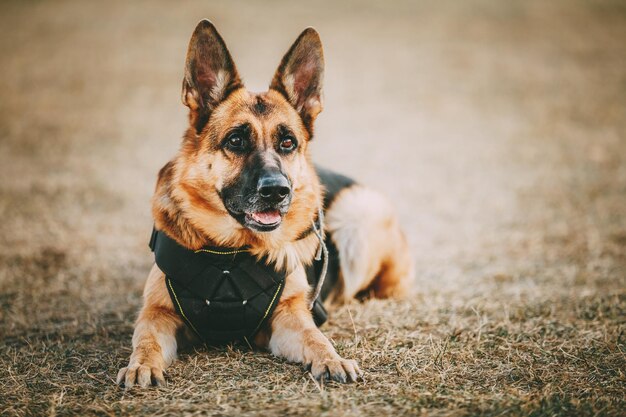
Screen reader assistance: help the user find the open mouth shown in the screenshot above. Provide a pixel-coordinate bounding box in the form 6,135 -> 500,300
244,209 -> 282,231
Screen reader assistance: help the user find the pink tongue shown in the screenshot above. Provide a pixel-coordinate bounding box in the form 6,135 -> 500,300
250,210 -> 281,225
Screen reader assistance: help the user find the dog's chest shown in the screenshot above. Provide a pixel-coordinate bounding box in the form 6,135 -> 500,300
148,167 -> 355,345
151,229 -> 287,344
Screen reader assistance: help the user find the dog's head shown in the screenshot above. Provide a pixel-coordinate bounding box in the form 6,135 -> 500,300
156,20 -> 324,247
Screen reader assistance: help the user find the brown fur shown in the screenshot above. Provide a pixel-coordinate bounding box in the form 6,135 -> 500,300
152,88 -> 321,254
117,20 -> 414,388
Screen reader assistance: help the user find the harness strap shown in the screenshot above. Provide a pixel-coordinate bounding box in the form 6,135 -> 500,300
309,208 -> 329,310
295,212 -> 320,241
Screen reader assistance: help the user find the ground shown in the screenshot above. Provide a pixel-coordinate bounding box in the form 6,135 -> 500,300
0,0 -> 625,416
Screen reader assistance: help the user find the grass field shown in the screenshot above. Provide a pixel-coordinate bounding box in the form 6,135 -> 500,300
1,0 -> 625,415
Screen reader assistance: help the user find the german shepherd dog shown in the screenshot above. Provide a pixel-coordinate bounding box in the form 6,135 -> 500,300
117,20 -> 414,387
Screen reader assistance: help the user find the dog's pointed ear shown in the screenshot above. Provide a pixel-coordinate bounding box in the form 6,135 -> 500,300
270,28 -> 324,136
182,20 -> 243,133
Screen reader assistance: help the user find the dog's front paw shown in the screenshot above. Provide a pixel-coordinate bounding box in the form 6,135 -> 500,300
116,363 -> 165,388
308,356 -> 362,383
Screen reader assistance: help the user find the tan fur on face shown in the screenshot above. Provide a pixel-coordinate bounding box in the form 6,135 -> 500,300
153,88 -> 322,269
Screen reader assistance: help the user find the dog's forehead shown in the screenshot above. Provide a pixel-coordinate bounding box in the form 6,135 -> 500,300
213,89 -> 304,135
248,92 -> 275,116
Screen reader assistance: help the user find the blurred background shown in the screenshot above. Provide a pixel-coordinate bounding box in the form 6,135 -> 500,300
0,0 -> 624,414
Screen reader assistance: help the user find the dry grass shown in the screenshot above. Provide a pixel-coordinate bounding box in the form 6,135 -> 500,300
1,0 -> 625,416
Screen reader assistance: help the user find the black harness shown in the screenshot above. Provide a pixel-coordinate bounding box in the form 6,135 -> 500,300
149,166 -> 355,346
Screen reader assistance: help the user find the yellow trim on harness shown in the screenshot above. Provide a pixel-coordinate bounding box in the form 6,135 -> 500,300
166,277 -> 203,340
194,248 -> 249,255
251,281 -> 283,335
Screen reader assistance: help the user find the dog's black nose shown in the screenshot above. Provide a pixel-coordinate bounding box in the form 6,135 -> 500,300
257,174 -> 290,203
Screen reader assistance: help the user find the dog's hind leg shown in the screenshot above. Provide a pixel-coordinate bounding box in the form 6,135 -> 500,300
325,186 -> 414,303
116,264 -> 184,388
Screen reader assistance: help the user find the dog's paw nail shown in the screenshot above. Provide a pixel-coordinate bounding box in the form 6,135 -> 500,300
314,369 -> 330,382
116,367 -> 128,386
310,357 -> 360,384
117,364 -> 165,389
332,373 -> 347,384
318,370 -> 330,381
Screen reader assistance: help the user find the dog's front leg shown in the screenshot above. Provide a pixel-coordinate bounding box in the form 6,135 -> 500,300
116,264 -> 183,388
268,265 -> 361,383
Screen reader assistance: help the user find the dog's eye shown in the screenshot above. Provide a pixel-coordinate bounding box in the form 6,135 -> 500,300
229,136 -> 243,147
279,137 -> 297,152
222,124 -> 251,153
225,134 -> 246,152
